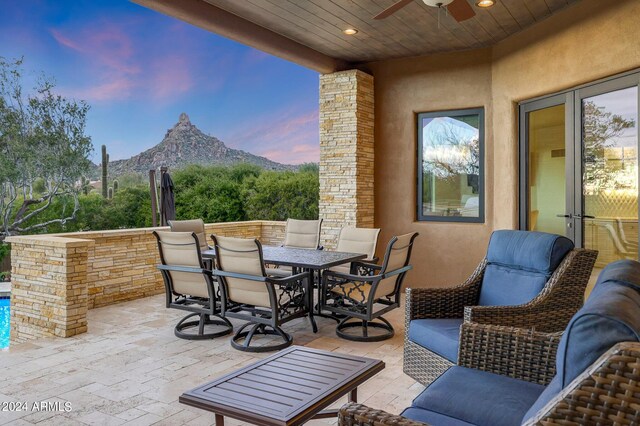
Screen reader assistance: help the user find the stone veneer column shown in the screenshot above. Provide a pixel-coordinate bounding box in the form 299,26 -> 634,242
6,235 -> 92,344
319,69 -> 375,249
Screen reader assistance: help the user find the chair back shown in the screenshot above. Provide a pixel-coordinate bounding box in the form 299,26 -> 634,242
375,232 -> 419,299
283,218 -> 322,249
523,259 -> 640,422
168,219 -> 208,252
212,235 -> 270,308
154,230 -> 210,298
336,227 -> 380,259
479,230 -> 574,307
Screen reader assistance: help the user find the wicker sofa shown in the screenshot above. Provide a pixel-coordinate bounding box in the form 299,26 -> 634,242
404,230 -> 597,385
341,259 -> 640,425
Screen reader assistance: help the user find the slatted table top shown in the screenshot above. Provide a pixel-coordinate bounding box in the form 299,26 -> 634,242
179,346 -> 385,426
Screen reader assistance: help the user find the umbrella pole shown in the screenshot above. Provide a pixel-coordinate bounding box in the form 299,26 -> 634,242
149,169 -> 158,227
160,167 -> 168,226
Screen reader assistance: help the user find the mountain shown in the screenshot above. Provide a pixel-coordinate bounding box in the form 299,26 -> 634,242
103,113 -> 294,177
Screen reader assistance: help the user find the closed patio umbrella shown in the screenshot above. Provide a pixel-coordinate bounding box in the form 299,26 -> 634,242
160,171 -> 176,226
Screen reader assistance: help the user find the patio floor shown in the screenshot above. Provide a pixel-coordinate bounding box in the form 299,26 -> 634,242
0,295 -> 423,425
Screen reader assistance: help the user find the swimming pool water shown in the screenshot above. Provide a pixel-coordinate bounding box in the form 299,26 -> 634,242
0,298 -> 9,350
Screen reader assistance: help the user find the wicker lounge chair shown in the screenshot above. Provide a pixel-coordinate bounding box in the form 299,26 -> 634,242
404,230 -> 597,386
339,259 -> 640,426
211,235 -> 311,352
322,232 -> 418,341
153,230 -> 232,340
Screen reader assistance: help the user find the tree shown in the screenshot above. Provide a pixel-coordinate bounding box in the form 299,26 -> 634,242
0,58 -> 92,240
583,100 -> 635,191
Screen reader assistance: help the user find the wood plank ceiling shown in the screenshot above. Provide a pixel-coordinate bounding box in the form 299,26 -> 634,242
202,0 -> 582,63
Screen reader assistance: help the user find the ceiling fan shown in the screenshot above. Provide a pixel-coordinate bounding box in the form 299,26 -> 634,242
374,0 -> 476,22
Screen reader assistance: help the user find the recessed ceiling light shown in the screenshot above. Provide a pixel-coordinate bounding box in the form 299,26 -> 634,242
475,0 -> 495,7
343,28 -> 358,35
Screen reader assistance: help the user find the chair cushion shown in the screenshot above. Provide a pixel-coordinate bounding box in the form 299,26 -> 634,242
478,264 -> 549,306
412,366 -> 545,426
401,407 -> 474,426
479,230 -> 574,306
407,318 -> 463,362
523,259 -> 640,423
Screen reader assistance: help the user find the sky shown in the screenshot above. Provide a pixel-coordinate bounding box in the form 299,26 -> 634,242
0,0 -> 320,165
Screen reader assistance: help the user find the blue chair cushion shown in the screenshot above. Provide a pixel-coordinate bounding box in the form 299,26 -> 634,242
401,407 -> 474,426
411,366 -> 545,426
479,230 -> 574,306
523,260 -> 640,423
407,318 -> 463,362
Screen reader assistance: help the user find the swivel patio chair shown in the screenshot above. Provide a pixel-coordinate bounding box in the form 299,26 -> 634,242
339,259 -> 640,426
211,235 -> 311,352
322,232 -> 419,342
266,218 -> 324,277
330,226 -> 381,274
168,219 -> 212,268
153,230 -> 232,340
404,230 -> 598,386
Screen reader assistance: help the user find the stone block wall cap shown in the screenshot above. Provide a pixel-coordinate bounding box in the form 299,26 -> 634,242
5,235 -> 95,247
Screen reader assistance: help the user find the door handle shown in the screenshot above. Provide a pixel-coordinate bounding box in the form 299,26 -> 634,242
556,214 -> 572,218
574,214 -> 596,219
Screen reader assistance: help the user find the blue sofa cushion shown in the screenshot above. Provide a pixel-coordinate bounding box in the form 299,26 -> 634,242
412,366 -> 545,426
407,318 -> 463,362
523,260 -> 640,423
401,407 -> 474,426
479,230 -> 573,306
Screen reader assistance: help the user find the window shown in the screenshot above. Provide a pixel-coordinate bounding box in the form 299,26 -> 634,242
417,108 -> 485,223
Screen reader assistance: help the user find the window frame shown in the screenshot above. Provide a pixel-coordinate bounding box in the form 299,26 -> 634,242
416,107 -> 485,223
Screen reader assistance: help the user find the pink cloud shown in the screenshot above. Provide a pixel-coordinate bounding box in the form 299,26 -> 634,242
225,108 -> 319,164
50,21 -> 197,103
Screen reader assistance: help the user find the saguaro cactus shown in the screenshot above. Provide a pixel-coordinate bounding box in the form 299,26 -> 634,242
108,187 -> 113,199
101,145 -> 108,198
112,179 -> 119,194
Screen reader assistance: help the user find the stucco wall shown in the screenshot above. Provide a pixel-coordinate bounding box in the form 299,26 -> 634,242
365,0 -> 640,288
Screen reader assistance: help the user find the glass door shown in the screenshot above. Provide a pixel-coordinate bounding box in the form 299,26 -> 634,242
519,94 -> 574,238
576,78 -> 639,267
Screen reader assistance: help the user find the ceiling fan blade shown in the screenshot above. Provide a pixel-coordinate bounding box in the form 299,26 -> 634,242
373,0 -> 414,20
447,0 -> 476,22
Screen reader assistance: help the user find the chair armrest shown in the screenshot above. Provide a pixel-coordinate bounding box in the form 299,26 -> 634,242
339,403 -> 429,426
268,271 -> 310,285
158,264 -> 209,275
323,269 -> 378,283
458,322 -> 561,385
212,269 -> 267,282
405,259 -> 485,320
524,342 -> 640,425
464,249 -> 598,332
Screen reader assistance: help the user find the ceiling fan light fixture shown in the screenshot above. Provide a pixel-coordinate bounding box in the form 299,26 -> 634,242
422,0 -> 454,6
343,28 -> 358,35
475,0 -> 495,7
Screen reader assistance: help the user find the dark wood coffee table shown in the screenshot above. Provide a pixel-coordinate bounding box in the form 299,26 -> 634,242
179,346 -> 385,426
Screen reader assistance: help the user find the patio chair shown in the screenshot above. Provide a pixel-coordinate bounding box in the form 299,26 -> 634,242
322,232 -> 419,342
153,231 -> 232,340
404,230 -> 598,386
338,259 -> 640,426
330,226 -> 381,274
266,218 -> 323,277
168,219 -> 213,269
211,235 -> 311,352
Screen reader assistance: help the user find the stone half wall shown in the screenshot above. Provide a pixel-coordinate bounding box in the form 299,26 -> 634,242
319,69 -> 375,249
6,220 -> 285,343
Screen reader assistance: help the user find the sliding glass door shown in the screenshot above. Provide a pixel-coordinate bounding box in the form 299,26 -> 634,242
520,72 -> 640,269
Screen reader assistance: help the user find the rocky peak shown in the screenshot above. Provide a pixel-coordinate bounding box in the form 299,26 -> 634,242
104,113 -> 294,177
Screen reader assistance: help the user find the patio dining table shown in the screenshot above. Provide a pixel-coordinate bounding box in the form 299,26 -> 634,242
201,245 -> 367,333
